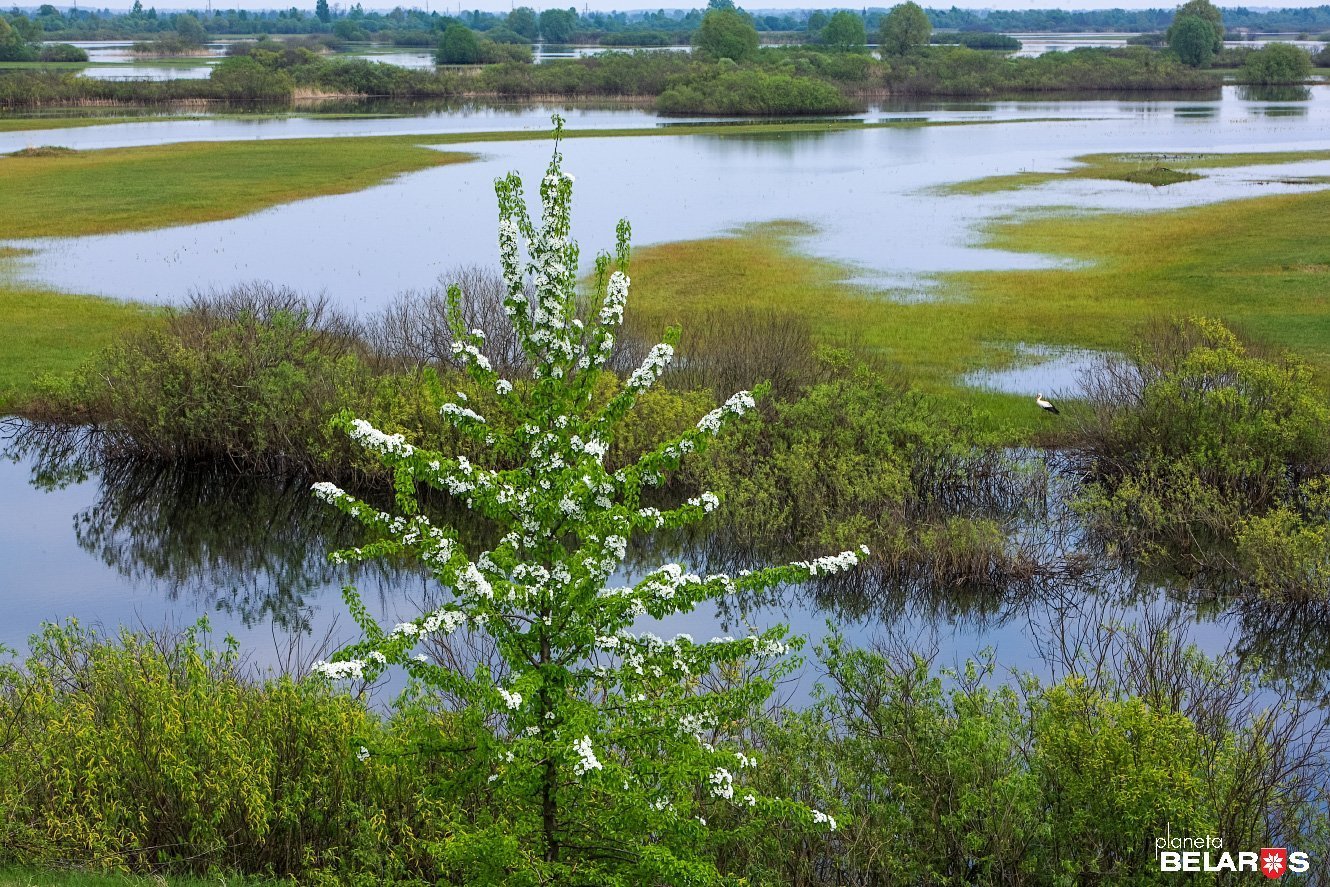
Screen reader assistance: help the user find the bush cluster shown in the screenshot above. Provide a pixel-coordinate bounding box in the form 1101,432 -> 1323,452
884,45 -> 1217,95
2,621 -> 1323,884
1066,318 -> 1330,597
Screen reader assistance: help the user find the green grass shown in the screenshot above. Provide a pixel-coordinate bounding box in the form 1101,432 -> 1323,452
628,187 -> 1330,439
939,149 -> 1330,194
0,138 -> 475,237
0,115 -> 212,132
0,284 -> 158,411
962,187 -> 1330,370
0,866 -> 279,886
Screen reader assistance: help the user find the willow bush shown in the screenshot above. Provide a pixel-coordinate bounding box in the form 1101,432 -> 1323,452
1066,317 -> 1330,597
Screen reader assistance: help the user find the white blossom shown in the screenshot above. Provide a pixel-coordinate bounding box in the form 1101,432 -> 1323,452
708,767 -> 734,800
811,809 -> 837,831
626,343 -> 675,391
794,547 -> 868,576
441,402 -> 487,424
687,492 -> 720,513
347,418 -> 414,457
311,481 -> 345,504
572,736 -> 602,776
312,659 -> 365,680
697,390 -> 756,435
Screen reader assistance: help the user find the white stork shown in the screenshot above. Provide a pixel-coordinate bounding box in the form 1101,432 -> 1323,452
1035,393 -> 1059,415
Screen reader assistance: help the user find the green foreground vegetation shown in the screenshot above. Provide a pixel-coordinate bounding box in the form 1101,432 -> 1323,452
2,618 -> 1325,885
0,868 -> 279,886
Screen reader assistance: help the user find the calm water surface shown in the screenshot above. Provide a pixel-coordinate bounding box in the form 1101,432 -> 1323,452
6,87 -> 1328,316
3,91 -> 1330,703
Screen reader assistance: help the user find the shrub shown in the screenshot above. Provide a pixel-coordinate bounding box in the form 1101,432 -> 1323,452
700,370 -> 1041,582
1170,14 -> 1218,67
1239,42 -> 1313,83
1066,317 -> 1330,590
931,31 -> 1021,51
880,2 -> 931,57
657,68 -> 852,115
733,622 -> 1330,884
818,11 -> 866,53
0,621 -> 453,879
436,23 -> 479,64
36,42 -> 88,62
693,8 -> 759,62
209,55 -> 294,101
32,285 -> 385,475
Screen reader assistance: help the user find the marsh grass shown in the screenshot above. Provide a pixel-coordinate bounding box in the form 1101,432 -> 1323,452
0,138 -> 474,238
627,186 -> 1330,438
941,148 -> 1330,194
0,286 -> 158,412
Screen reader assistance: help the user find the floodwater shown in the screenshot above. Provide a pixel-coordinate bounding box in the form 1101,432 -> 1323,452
3,88 -> 1330,705
962,344 -> 1105,398
79,64 -> 214,81
5,87 -> 1329,316
1011,33 -> 1327,57
2,422 -> 1321,706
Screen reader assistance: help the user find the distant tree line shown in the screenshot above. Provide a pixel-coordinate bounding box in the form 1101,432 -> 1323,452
4,2 -> 1329,49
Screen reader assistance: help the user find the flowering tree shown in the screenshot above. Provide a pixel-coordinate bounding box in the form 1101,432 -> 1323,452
312,119 -> 865,883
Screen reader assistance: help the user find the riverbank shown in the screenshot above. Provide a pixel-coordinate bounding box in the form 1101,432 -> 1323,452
0,139 -> 472,238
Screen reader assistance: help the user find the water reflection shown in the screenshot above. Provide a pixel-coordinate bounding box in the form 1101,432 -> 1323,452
2,422 -> 414,633
1240,84 -> 1315,103
5,418 -> 1329,706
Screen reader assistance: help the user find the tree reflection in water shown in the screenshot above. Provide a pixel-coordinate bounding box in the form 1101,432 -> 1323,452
5,418 -> 1330,708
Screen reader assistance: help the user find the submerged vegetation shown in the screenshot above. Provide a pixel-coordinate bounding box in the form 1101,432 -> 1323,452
1067,318 -> 1330,597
